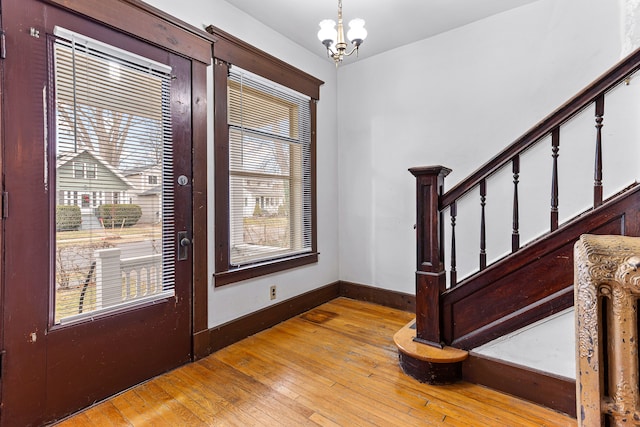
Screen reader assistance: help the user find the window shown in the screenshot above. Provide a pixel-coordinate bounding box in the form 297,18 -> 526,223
209,26 -> 323,286
228,66 -> 312,266
148,175 -> 158,185
52,27 -> 174,323
85,163 -> 97,179
72,162 -> 97,179
73,162 -> 84,178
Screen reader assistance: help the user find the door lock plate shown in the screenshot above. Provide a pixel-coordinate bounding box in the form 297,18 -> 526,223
177,231 -> 190,261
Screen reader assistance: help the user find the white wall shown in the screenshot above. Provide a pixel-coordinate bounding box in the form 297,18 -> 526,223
144,0 -> 340,328
337,0 -> 624,294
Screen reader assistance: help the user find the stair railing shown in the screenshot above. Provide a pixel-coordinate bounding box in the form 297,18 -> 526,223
412,47 -> 640,347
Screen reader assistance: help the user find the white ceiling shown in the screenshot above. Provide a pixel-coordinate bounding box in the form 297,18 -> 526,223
224,0 -> 540,63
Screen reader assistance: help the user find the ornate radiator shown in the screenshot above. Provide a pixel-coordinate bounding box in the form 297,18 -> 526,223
575,234 -> 640,426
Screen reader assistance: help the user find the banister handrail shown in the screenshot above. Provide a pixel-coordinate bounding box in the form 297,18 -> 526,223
411,46 -> 640,349
441,46 -> 640,208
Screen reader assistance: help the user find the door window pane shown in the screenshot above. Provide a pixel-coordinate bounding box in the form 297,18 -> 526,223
52,28 -> 174,324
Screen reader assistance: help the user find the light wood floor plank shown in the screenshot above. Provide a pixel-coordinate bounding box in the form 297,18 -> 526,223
81,402 -> 131,427
55,298 -> 576,426
133,382 -> 207,426
109,389 -> 174,427
56,412 -> 93,427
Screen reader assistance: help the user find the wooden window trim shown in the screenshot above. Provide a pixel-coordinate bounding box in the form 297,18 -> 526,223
207,26 -> 322,99
44,0 -> 215,64
207,26 -> 322,287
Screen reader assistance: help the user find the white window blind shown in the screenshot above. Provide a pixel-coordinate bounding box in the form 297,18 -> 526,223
227,67 -> 312,266
52,28 -> 174,324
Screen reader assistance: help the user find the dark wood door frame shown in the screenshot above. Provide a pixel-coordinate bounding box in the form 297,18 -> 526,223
0,3 -> 4,415
0,0 -> 211,425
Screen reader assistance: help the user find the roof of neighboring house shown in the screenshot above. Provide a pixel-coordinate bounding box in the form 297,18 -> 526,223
139,185 -> 162,196
122,164 -> 161,176
56,149 -> 133,189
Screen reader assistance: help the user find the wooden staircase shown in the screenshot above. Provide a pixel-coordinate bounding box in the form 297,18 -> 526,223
396,45 -> 640,417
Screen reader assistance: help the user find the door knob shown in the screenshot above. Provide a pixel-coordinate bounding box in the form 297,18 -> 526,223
177,231 -> 190,261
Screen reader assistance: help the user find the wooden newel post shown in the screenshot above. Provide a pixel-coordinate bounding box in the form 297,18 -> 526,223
409,165 -> 451,348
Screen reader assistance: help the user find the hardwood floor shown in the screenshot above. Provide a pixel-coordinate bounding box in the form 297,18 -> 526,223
56,298 -> 576,426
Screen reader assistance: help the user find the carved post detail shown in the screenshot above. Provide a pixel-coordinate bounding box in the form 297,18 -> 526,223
450,200 -> 458,287
575,234 -> 640,426
551,128 -> 560,231
479,179 -> 487,270
512,155 -> 520,252
594,95 -> 604,208
409,165 -> 451,348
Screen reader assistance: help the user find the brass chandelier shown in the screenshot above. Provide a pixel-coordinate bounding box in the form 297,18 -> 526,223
317,0 -> 367,66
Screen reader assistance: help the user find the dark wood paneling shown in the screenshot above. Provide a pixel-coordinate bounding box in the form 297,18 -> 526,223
214,253 -> 319,287
399,352 -> 462,385
409,166 -> 450,346
207,282 -> 340,353
46,301 -> 192,420
310,99 -> 318,257
0,4 -> 4,413
212,59 -> 231,276
2,3 -> 50,422
193,329 -> 211,360
192,60 -> 209,355
44,0 -> 214,64
206,26 -> 323,100
463,353 -> 576,418
339,280 -> 415,312
442,186 -> 640,348
453,286 -> 574,350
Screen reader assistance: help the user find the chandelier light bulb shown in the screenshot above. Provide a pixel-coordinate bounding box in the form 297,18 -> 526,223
317,19 -> 337,48
347,18 -> 367,46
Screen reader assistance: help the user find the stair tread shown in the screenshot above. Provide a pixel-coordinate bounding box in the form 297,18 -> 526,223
394,319 -> 468,363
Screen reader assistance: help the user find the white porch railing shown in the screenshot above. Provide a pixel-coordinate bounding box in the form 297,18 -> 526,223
94,248 -> 162,308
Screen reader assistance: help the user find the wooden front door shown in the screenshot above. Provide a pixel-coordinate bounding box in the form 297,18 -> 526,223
1,1 -> 199,425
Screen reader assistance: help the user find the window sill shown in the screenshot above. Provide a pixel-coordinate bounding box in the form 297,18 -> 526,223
214,252 -> 318,287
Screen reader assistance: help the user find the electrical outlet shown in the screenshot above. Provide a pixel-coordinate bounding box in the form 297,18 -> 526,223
270,285 -> 277,300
